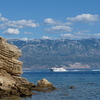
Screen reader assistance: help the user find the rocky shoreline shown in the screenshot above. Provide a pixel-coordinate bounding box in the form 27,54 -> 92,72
0,37 -> 56,99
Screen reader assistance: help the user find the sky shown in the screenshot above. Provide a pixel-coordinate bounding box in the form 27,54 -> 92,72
0,0 -> 100,40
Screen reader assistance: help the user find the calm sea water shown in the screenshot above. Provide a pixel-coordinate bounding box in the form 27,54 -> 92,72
20,69 -> 100,100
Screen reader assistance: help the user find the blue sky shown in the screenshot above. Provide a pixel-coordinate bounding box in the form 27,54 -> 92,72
0,0 -> 100,40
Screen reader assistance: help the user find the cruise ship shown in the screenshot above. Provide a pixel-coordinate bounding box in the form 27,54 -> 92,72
49,67 -> 67,72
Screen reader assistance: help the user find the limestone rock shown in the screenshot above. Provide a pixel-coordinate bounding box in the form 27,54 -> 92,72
0,37 -> 37,98
0,69 -> 16,86
0,37 -> 23,76
37,78 -> 53,87
33,78 -> 57,92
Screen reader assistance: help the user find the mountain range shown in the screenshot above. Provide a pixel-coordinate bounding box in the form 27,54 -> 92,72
8,38 -> 100,69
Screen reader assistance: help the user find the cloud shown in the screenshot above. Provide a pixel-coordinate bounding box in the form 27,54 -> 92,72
0,14 -> 39,30
60,33 -> 73,37
21,38 -> 28,41
60,33 -> 82,39
3,28 -> 20,35
67,14 -> 100,23
93,33 -> 100,37
41,36 -> 52,39
45,25 -> 73,33
44,18 -> 72,25
60,30 -> 92,39
24,32 -> 33,34
2,20 -> 39,29
0,13 -> 8,22
0,13 -> 39,36
0,24 -> 6,29
44,18 -> 58,25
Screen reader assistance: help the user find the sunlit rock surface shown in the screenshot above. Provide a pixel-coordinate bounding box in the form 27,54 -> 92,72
0,37 -> 22,76
0,37 -> 36,98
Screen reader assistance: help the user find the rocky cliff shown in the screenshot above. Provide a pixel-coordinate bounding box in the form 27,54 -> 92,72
0,37 -> 23,76
0,37 -> 35,98
0,37 -> 56,98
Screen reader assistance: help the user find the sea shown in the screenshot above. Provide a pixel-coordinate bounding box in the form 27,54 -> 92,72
2,68 -> 100,100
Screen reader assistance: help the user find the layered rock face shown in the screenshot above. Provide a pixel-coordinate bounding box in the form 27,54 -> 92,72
0,37 -> 22,76
0,37 -> 36,97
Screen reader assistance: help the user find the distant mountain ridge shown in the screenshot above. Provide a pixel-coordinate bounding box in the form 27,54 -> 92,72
8,38 -> 100,69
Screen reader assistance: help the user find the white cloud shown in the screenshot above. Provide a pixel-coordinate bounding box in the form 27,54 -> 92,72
75,31 -> 88,35
0,13 -> 8,22
60,33 -> 73,37
41,36 -> 52,39
44,18 -> 58,25
24,32 -> 33,34
67,14 -> 100,23
3,20 -> 39,28
0,13 -> 39,36
0,13 -> 39,30
3,28 -> 20,35
0,24 -> 6,29
93,33 -> 100,37
45,25 -> 73,33
64,22 -> 72,25
21,38 -> 28,41
44,18 -> 72,25
60,30 -> 92,39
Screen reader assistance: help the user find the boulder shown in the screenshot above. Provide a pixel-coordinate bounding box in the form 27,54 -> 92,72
35,78 -> 57,92
37,78 -> 53,87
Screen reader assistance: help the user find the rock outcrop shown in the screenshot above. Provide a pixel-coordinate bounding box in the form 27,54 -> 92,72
37,78 -> 53,87
0,37 -> 22,76
34,78 -> 56,92
0,37 -> 56,98
0,37 -> 36,98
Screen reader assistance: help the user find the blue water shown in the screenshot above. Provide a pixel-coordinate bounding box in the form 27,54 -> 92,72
21,69 -> 100,100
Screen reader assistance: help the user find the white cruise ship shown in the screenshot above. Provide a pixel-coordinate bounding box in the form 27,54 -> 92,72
49,67 -> 67,72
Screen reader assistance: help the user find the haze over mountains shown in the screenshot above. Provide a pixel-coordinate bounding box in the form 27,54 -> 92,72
8,38 -> 100,69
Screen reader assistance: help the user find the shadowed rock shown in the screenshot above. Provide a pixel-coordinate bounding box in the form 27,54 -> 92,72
0,96 -> 22,100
